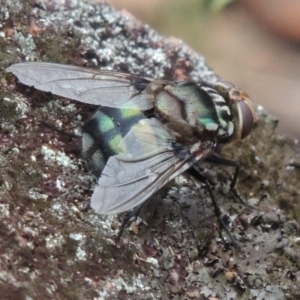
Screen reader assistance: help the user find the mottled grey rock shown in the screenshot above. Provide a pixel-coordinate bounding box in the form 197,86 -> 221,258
1,1 -> 300,299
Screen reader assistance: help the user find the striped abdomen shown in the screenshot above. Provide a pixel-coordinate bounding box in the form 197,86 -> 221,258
82,107 -> 145,177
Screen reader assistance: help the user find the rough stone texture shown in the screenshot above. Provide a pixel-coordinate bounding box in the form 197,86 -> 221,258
1,1 -> 300,299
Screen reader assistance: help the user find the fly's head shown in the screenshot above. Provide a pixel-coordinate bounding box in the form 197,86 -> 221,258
213,80 -> 257,143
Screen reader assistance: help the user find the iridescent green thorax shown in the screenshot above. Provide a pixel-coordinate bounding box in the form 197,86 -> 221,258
200,85 -> 234,140
154,82 -> 234,142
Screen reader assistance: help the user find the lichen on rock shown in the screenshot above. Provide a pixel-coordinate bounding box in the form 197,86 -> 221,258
1,1 -> 300,299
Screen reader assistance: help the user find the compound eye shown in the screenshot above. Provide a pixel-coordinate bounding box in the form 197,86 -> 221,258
238,99 -> 256,139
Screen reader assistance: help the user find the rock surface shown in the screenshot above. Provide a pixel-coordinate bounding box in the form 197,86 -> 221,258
1,1 -> 300,299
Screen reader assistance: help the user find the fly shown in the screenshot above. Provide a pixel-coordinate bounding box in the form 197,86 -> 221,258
6,62 -> 257,249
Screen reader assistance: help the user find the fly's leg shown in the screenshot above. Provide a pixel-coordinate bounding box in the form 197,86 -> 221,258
115,203 -> 144,245
188,167 -> 241,251
205,155 -> 239,189
205,154 -> 253,208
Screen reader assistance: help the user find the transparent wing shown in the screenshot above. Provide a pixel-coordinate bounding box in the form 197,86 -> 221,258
91,118 -> 213,215
6,62 -> 154,110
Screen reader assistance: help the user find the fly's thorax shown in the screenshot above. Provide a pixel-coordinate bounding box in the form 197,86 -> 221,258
213,80 -> 257,142
154,81 -> 236,142
81,107 -> 144,177
153,84 -> 193,141
154,82 -> 217,139
144,80 -> 165,97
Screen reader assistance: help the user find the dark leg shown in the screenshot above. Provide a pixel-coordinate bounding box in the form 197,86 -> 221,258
205,155 -> 253,208
115,203 -> 145,245
188,167 -> 241,251
205,154 -> 239,189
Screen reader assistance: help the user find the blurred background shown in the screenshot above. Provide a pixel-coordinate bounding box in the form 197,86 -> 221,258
108,0 -> 300,139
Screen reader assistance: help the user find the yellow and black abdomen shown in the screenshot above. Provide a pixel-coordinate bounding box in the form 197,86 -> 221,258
81,107 -> 145,177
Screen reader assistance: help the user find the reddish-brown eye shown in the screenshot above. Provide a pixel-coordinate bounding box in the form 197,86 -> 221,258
238,99 -> 256,139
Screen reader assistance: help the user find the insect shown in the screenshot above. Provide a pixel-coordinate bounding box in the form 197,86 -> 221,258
6,62 -> 256,247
